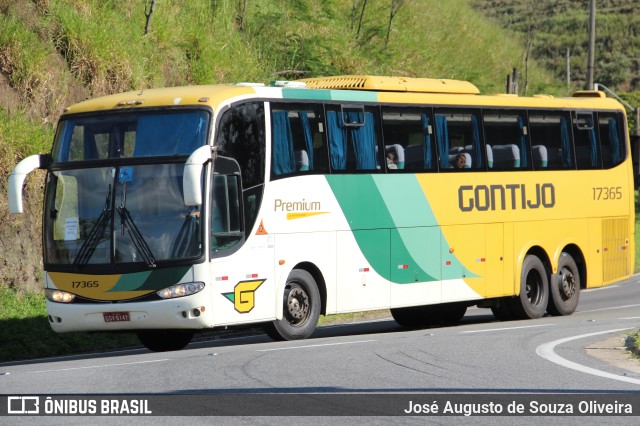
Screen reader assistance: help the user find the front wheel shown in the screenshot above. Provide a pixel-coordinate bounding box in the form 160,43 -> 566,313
508,254 -> 549,320
264,269 -> 320,341
137,330 -> 194,352
547,252 -> 580,316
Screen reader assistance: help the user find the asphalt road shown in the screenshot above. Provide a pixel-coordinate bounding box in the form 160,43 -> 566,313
2,276 -> 640,424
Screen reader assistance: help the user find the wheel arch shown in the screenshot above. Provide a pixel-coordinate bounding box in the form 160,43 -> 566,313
515,245 -> 551,296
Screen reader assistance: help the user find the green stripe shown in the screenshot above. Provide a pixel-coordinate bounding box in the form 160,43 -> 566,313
109,266 -> 191,292
326,175 -> 476,283
282,88 -> 378,102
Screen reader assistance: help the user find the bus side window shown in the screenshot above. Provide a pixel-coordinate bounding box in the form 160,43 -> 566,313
215,102 -> 265,237
483,110 -> 528,170
574,112 -> 600,169
381,107 -> 436,171
435,109 -> 483,170
327,106 -> 380,172
599,112 -> 625,169
529,111 -> 574,170
271,105 -> 327,177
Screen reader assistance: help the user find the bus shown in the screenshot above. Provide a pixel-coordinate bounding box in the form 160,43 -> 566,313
8,75 -> 634,352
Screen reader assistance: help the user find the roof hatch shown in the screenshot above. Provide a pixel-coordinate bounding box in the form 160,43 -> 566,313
298,75 -> 480,95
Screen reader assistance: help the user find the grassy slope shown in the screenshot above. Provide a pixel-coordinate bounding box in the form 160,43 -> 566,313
0,0 -> 627,361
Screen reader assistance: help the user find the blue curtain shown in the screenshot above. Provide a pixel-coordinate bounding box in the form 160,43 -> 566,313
588,126 -> 598,167
436,115 -> 449,168
471,115 -> 482,167
327,111 -> 347,170
135,112 -> 207,157
54,121 -> 75,161
422,113 -> 432,169
517,115 -> 528,167
271,111 -> 295,175
299,111 -> 314,169
560,116 -> 572,167
609,118 -> 621,164
348,112 -> 377,169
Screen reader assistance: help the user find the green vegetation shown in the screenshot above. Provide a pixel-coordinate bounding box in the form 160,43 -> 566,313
1,0 -> 638,361
627,330 -> 640,360
0,284 -> 139,362
473,0 -> 640,93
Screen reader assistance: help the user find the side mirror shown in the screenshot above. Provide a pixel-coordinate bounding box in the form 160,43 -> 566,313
8,154 -> 50,214
183,145 -> 213,206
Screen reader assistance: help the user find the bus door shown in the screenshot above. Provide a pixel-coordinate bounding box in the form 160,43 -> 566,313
209,158 -> 275,326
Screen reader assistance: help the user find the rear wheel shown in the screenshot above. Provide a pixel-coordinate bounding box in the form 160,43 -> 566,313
264,269 -> 320,341
547,252 -> 580,316
137,330 -> 194,352
508,254 -> 549,319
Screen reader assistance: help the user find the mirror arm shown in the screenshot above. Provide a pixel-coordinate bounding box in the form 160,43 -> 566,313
8,154 -> 50,214
183,145 -> 213,206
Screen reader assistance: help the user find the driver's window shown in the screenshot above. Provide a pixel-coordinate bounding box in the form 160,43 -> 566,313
210,174 -> 243,256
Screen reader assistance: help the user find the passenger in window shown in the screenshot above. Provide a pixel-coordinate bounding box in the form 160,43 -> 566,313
452,153 -> 466,169
386,151 -> 398,169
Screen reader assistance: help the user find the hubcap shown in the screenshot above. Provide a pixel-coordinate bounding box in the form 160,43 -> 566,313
558,267 -> 576,301
284,284 -> 310,326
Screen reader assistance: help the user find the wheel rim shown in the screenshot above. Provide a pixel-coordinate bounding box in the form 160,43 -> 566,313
283,283 -> 310,327
558,266 -> 576,302
525,268 -> 544,306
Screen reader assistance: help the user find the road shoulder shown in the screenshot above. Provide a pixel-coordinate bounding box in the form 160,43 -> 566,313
585,333 -> 640,374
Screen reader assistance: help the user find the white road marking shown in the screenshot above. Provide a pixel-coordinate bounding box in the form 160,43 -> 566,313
536,328 -> 640,385
459,324 -> 555,334
26,359 -> 170,374
578,304 -> 640,313
257,339 -> 378,352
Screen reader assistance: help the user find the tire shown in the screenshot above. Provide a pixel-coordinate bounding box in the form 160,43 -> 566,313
547,252 -> 580,316
137,330 -> 194,352
265,269 -> 320,341
508,254 -> 549,320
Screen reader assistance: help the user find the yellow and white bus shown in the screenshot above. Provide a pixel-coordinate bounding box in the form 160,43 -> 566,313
8,75 -> 634,351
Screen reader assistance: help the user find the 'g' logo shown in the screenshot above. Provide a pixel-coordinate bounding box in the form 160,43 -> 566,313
222,279 -> 265,313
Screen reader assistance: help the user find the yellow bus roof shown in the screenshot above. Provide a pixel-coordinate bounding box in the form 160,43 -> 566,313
61,76 -> 626,116
62,84 -> 257,115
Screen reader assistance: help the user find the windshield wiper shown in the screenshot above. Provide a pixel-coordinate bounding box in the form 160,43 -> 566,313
117,182 -> 156,268
73,185 -> 112,266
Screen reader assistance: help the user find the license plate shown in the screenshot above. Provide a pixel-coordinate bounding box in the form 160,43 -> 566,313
103,312 -> 130,322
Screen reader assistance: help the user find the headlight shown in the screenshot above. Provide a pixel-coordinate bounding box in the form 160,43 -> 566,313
45,289 -> 76,303
157,282 -> 205,299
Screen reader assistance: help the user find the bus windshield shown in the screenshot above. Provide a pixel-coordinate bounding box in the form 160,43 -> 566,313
52,110 -> 210,162
43,163 -> 202,268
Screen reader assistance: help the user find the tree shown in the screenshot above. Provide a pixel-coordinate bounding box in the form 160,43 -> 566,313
144,0 -> 156,35
385,0 -> 404,48
355,0 -> 368,39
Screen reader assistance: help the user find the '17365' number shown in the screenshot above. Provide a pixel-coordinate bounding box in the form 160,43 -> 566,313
592,186 -> 622,200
